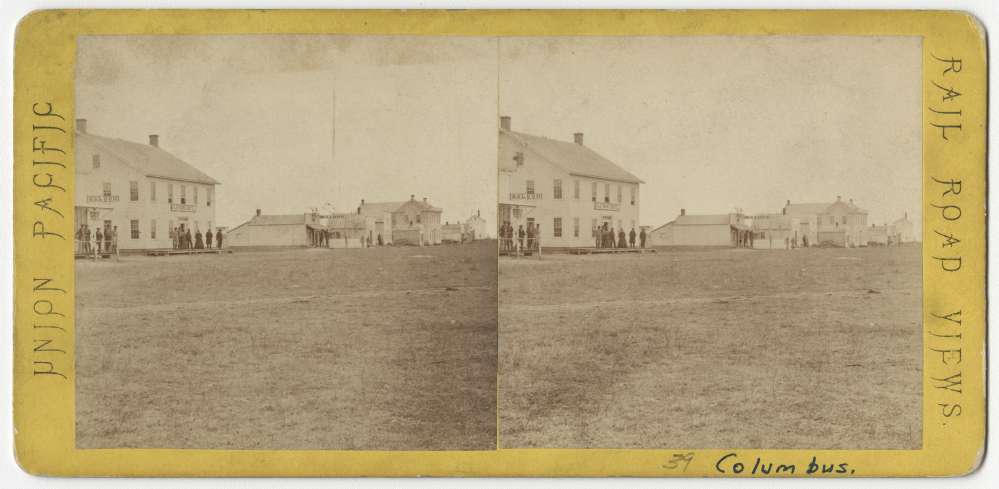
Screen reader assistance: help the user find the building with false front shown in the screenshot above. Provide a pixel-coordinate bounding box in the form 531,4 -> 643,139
74,119 -> 220,251
464,210 -> 489,240
497,116 -> 643,248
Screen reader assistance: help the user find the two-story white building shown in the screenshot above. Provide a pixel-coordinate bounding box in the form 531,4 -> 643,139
74,119 -> 220,251
783,197 -> 869,247
497,116 -> 643,248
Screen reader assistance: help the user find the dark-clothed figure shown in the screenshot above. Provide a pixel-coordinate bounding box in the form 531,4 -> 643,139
95,228 -> 104,254
195,230 -> 204,249
608,227 -> 616,248
377,233 -> 383,246
186,229 -> 193,250
110,226 -> 118,253
629,228 -> 636,248
639,228 -> 647,248
618,229 -> 627,249
517,225 -> 525,251
216,229 -> 223,249
206,228 -> 213,248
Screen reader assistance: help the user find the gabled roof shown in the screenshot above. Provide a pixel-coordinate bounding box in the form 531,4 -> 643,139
672,214 -> 734,226
247,214 -> 309,226
499,128 -> 644,184
77,130 -> 219,185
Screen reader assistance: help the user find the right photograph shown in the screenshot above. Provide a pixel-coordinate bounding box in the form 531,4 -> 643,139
497,36 -> 923,449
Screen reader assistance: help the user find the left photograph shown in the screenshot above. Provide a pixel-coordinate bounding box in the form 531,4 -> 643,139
73,35 -> 499,450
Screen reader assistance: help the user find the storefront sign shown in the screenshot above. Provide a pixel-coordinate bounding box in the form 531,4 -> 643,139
171,203 -> 195,212
509,192 -> 543,200
594,201 -> 620,211
86,194 -> 118,203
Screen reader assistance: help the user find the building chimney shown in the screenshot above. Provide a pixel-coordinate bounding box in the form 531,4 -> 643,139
149,134 -> 159,148
410,194 -> 415,201
680,208 -> 686,216
786,199 -> 791,206
477,209 -> 480,217
76,118 -> 87,134
423,197 -> 427,203
500,116 -> 511,131
256,208 -> 261,216
836,195 -> 842,201
574,132 -> 584,145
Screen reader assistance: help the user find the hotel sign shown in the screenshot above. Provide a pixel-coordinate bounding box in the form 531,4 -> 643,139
509,192 -> 543,201
86,195 -> 119,203
594,202 -> 620,211
171,203 -> 196,213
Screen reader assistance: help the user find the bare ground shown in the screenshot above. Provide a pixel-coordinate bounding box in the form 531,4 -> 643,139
75,241 -> 497,450
499,246 -> 922,449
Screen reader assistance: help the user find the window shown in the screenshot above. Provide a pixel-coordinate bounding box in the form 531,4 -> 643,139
573,217 -> 580,238
526,180 -> 535,195
553,217 -> 563,237
150,219 -> 157,239
150,181 -> 157,201
591,218 -> 598,237
207,187 -> 213,207
168,183 -> 174,203
102,182 -> 112,198
130,220 -> 140,239
181,185 -> 187,204
553,179 -> 562,199
513,207 -> 522,219
129,181 -> 139,201
573,180 -> 580,200
194,187 -> 199,205
617,185 -> 622,203
591,182 -> 597,202
92,154 -> 100,169
604,183 -> 610,203
630,186 -> 636,205
514,151 -> 524,166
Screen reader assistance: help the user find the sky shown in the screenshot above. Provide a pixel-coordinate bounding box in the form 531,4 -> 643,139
78,35 -> 922,234
76,35 -> 498,230
499,36 -> 923,232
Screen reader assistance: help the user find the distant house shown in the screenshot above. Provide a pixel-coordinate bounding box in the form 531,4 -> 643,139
891,213 -> 916,243
865,224 -> 892,246
441,222 -> 465,243
498,115 -> 643,248
226,210 -> 325,248
327,212 -> 369,248
783,196 -> 869,247
649,209 -> 748,247
464,210 -> 489,240
358,195 -> 443,246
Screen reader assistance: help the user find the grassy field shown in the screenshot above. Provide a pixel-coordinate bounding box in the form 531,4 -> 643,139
499,245 -> 922,449
76,240 -> 497,450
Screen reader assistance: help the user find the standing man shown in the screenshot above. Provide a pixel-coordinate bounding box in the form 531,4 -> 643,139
639,227 -> 647,249
517,225 -> 526,252
216,228 -> 223,250
186,228 -> 193,250
206,227 -> 213,249
95,227 -> 104,255
618,228 -> 627,249
629,227 -> 636,248
111,225 -> 118,254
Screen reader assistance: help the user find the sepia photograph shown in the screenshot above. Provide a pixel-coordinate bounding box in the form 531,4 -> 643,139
72,35 -> 499,450
496,36 -> 923,449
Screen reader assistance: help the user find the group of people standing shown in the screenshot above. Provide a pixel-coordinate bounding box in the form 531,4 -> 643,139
75,224 -> 118,256
499,220 -> 540,253
596,223 -> 646,249
173,227 -> 223,250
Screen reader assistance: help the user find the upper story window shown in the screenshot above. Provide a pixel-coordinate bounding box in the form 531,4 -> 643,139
129,181 -> 139,201
617,185 -> 622,203
604,183 -> 610,203
573,180 -> 580,200
181,185 -> 187,204
207,187 -> 213,207
102,182 -> 112,198
591,182 -> 597,202
92,154 -> 101,169
526,180 -> 535,195
553,179 -> 562,199
150,181 -> 157,201
168,183 -> 174,203
630,186 -> 636,205
514,151 -> 524,167
194,187 -> 199,205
